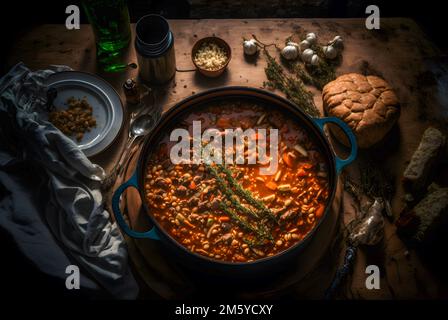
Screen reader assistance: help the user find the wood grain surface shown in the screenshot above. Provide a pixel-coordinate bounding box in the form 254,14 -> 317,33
7,18 -> 448,299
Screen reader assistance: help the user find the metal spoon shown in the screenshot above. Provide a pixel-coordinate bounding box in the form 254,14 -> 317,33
102,112 -> 156,190
117,113 -> 155,172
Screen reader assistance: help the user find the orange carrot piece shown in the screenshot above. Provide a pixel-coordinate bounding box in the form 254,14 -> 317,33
265,181 -> 278,191
218,216 -> 230,222
189,180 -> 197,190
183,220 -> 195,228
283,153 -> 294,168
302,163 -> 314,170
316,204 -> 325,218
216,117 -> 231,128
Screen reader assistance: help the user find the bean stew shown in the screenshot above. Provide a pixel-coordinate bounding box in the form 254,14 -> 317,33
144,99 -> 330,262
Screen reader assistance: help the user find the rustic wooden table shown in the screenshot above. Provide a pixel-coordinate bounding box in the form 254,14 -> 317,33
7,18 -> 447,299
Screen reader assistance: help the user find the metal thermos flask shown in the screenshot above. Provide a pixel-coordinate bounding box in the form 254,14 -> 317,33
135,14 -> 176,85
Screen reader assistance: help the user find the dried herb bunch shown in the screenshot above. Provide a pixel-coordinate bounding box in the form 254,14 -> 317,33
263,49 -> 320,117
286,57 -> 336,90
255,32 -> 342,118
204,162 -> 277,242
282,35 -> 340,90
344,154 -> 395,218
360,160 -> 394,200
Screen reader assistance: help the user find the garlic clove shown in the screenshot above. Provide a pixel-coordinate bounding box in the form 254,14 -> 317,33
287,41 -> 300,49
281,45 -> 299,60
299,40 -> 311,52
310,54 -> 320,66
329,36 -> 344,51
323,45 -> 338,59
243,39 -> 259,55
301,48 -> 314,63
305,32 -> 317,45
333,35 -> 342,42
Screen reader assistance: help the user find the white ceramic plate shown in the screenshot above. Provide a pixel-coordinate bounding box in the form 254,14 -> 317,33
44,71 -> 124,157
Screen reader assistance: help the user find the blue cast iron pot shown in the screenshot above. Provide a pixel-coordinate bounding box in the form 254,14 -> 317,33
112,86 -> 357,278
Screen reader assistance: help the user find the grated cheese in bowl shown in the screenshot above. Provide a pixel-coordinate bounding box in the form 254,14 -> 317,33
194,42 -> 228,71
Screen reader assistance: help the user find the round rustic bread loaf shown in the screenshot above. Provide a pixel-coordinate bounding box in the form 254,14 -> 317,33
322,73 -> 400,148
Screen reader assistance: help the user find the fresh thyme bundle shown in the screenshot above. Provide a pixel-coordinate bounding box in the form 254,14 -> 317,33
218,164 -> 278,222
206,163 -> 260,219
344,155 -> 395,218
255,31 -> 343,117
282,35 -> 339,90
204,163 -> 275,242
285,56 -> 337,90
263,49 -> 320,117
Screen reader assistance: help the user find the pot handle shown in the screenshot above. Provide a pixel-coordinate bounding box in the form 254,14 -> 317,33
111,172 -> 160,240
313,117 -> 357,174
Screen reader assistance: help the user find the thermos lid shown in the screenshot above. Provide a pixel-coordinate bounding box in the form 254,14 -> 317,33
135,14 -> 173,57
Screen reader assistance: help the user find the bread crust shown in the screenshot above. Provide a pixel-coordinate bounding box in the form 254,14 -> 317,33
322,73 -> 400,148
403,127 -> 446,191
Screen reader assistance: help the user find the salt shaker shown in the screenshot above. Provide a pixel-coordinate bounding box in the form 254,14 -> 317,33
123,78 -> 141,105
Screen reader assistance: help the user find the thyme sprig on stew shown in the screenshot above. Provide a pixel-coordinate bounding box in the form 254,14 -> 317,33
219,203 -> 273,241
217,164 -> 278,223
204,162 -> 275,241
242,237 -> 268,248
206,163 -> 260,219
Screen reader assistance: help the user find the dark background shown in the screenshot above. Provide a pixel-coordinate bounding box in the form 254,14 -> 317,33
0,0 -> 446,300
1,0 -> 447,75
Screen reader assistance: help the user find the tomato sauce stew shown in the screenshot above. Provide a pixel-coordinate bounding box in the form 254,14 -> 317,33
144,100 -> 330,262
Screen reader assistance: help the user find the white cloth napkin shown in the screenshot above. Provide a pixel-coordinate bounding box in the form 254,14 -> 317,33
0,63 -> 138,299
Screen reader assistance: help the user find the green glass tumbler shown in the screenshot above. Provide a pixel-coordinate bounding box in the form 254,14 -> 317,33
82,0 -> 131,72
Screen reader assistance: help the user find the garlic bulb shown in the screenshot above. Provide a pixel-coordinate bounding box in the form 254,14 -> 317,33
310,54 -> 320,66
243,39 -> 258,55
299,40 -> 311,52
281,44 -> 299,60
301,48 -> 314,64
329,35 -> 344,51
322,45 -> 338,59
287,41 -> 300,49
305,32 -> 317,45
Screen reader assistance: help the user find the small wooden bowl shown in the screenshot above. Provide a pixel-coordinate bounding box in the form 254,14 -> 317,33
191,36 -> 231,78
